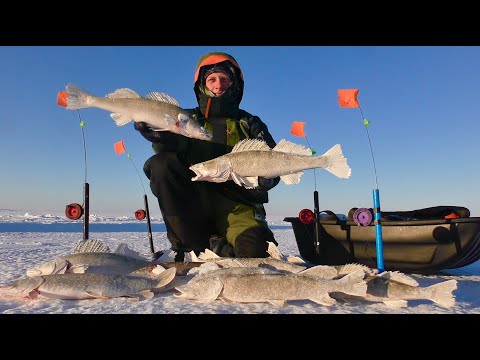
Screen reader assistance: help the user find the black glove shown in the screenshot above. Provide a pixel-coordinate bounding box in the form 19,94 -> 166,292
134,122 -> 172,144
249,120 -> 268,140
257,177 -> 279,191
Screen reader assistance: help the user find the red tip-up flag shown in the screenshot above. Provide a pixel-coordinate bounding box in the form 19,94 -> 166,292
114,141 -> 126,155
290,121 -> 306,137
57,91 -> 68,107
338,89 -> 360,108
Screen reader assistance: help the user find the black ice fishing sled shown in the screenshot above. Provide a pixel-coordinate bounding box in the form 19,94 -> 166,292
284,204 -> 480,274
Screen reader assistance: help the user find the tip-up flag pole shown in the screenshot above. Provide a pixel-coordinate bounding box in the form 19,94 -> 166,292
58,90 -> 90,240
338,89 -> 384,272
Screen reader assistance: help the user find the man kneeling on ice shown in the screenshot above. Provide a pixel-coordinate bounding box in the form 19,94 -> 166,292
135,52 -> 280,261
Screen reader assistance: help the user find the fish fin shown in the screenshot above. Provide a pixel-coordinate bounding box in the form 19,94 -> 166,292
73,239 -> 110,253
334,270 -> 368,297
85,291 -> 108,299
299,265 -> 338,280
273,139 -> 313,156
153,267 -> 176,291
111,113 -> 132,126
28,290 -> 41,299
280,172 -> 303,185
184,251 -> 198,262
155,250 -> 176,262
217,164 -> 233,182
231,139 -> 271,153
198,249 -> 220,260
231,173 -> 257,188
268,300 -> 286,307
187,262 -> 221,275
383,300 -> 408,308
378,271 -> 419,287
151,264 -> 166,275
336,263 -> 372,277
114,243 -> 146,260
137,290 -> 155,301
267,242 -> 285,260
229,172 -> 243,186
145,92 -> 180,106
428,279 -> 458,308
65,84 -> 92,110
319,144 -> 352,179
246,176 -> 259,187
67,264 -> 88,274
54,261 -> 70,274
178,113 -> 190,124
311,293 -> 337,306
286,255 -> 307,264
106,88 -> 141,99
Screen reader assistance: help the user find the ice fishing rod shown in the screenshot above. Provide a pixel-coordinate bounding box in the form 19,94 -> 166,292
58,91 -> 90,241
290,121 -> 323,254
114,141 -> 155,254
338,89 -> 384,272
302,133 -> 323,255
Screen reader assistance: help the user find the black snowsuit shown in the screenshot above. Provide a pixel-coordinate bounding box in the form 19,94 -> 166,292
143,53 -> 280,258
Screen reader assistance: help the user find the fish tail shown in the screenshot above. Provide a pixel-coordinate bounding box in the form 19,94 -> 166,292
153,267 -> 176,291
318,144 -> 352,179
65,83 -> 94,110
428,279 -> 457,308
334,270 -> 367,297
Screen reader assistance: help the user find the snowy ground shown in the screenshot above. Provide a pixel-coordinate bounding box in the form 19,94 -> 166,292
0,209 -> 479,314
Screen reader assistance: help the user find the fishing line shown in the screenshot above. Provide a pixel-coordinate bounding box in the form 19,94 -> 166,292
75,110 -> 88,185
303,135 -> 317,191
358,107 -> 379,189
126,152 -> 147,195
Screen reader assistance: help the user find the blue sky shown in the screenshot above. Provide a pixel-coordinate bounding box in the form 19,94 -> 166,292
1,46 -> 479,218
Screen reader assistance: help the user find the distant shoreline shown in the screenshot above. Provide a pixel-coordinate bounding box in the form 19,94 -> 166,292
0,223 -> 291,233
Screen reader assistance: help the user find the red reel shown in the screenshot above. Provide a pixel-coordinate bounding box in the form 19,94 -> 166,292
135,209 -> 146,220
65,203 -> 83,220
299,209 -> 314,224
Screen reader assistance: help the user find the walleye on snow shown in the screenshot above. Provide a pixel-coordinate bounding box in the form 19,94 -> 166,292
189,139 -> 352,189
60,83 -> 213,141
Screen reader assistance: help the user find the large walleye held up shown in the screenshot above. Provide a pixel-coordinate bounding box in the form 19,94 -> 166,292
60,83 -> 212,141
189,139 -> 352,189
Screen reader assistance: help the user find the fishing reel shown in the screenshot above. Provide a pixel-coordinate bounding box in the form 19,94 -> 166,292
65,203 -> 84,220
352,207 -> 373,226
135,209 -> 146,220
299,209 -> 315,224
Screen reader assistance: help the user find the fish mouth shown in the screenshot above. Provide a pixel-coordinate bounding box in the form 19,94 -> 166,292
190,167 -> 202,181
182,123 -> 212,141
196,129 -> 213,141
189,167 -> 221,182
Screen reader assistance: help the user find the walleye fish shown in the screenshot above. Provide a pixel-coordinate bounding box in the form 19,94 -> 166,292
189,139 -> 351,189
61,83 -> 212,141
0,267 -> 175,301
332,271 -> 458,308
195,248 -> 309,273
26,252 -> 162,277
175,267 -> 366,306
